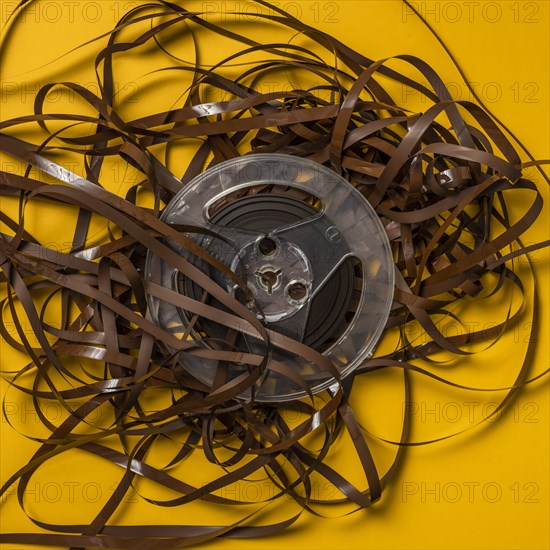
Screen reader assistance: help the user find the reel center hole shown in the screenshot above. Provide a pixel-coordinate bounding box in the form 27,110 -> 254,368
256,267 -> 281,295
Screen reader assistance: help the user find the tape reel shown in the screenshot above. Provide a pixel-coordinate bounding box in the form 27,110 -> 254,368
145,154 -> 394,401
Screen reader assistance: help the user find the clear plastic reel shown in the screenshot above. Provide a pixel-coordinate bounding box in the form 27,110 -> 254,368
145,154 -> 394,401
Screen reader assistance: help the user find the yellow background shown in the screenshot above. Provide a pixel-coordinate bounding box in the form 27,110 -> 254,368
1,1 -> 549,549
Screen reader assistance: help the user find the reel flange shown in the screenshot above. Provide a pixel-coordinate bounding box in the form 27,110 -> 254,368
145,154 -> 394,401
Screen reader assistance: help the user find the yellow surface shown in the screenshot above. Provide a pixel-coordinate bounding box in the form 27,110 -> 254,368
0,1 -> 549,549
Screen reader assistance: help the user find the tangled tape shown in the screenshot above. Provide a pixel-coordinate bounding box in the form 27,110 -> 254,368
0,0 -> 548,547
